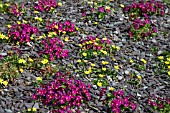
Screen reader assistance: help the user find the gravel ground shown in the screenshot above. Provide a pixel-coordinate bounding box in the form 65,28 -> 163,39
0,0 -> 170,113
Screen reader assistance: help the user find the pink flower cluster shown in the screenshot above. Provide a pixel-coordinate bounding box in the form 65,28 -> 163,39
32,72 -> 91,113
34,0 -> 57,12
8,24 -> 38,42
39,38 -> 68,61
47,20 -> 77,35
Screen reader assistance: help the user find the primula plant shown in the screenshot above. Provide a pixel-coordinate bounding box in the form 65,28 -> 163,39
106,90 -> 136,113
129,18 -> 157,40
34,0 -> 57,12
82,0 -> 111,21
147,95 -> 170,113
7,23 -> 38,44
123,0 -> 165,20
0,2 -> 9,13
46,20 -> 78,36
32,72 -> 91,113
39,37 -> 69,61
79,36 -> 120,59
154,51 -> 170,77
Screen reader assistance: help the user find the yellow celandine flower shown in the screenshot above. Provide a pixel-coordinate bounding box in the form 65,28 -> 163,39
32,108 -> 37,111
78,44 -> 82,47
77,59 -> 81,63
102,37 -> 107,40
130,59 -> 134,63
102,67 -> 107,71
89,41 -> 93,44
76,27 -> 79,30
112,58 -> 116,61
0,33 -> 5,39
165,61 -> 170,65
102,51 -> 107,55
23,20 -> 28,23
93,52 -> 97,55
28,58 -> 33,62
158,56 -> 164,60
141,58 -> 147,64
86,41 -> 89,44
34,11 -> 39,13
167,57 -> 170,61
94,22 -> 98,25
64,37 -> 69,42
120,4 -> 125,8
41,59 -> 48,65
95,38 -> 99,41
5,3 -> 9,6
114,65 -> 120,70
7,25 -> 11,28
55,25 -> 58,29
84,71 -> 90,74
16,41 -> 20,45
102,61 -> 109,65
84,60 -> 88,63
82,52 -> 87,57
97,82 -> 102,87
3,81 -> 8,86
112,45 -> 116,48
168,71 -> 170,76
17,21 -> 21,24
91,63 -> 95,67
105,6 -> 111,10
18,59 -> 26,64
168,66 -> 170,69
36,77 -> 42,81
28,108 -> 32,111
116,46 -> 120,50
0,78 -> 3,84
109,87 -> 114,91
34,17 -> 42,22
98,74 -> 104,78
58,2 -> 62,6
137,75 -> 142,79
0,4 -> 3,8
19,68 -> 24,73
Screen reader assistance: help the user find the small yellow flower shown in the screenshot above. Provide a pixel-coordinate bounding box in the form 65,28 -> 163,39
36,77 -> 42,81
28,58 -> 33,62
58,2 -> 62,6
97,82 -> 102,87
84,60 -> 88,63
3,81 -> 8,86
41,59 -> 48,65
112,45 -> 116,48
91,63 -> 95,67
78,44 -> 82,47
102,37 -> 107,40
7,25 -> 11,28
76,27 -> 79,30
94,22 -> 98,25
5,3 -> 9,6
105,6 -> 111,10
18,59 -> 26,64
0,4 -> 3,8
95,38 -> 99,41
158,56 -> 164,60
64,37 -> 69,42
82,52 -> 87,57
23,20 -> 28,23
102,61 -> 109,65
32,108 -> 37,111
62,31 -> 66,34
34,11 -> 39,13
141,58 -> 147,64
93,52 -> 97,55
168,71 -> 170,76
54,25 -> 58,29
94,42 -> 98,46
116,46 -> 120,50
114,65 -> 120,70
98,74 -> 104,78
167,57 -> 170,61
28,108 -> 32,111
77,59 -> 81,63
130,59 -> 134,63
19,68 -> 24,73
102,51 -> 107,55
112,58 -> 116,61
165,61 -> 170,65
168,65 -> 170,69
102,67 -> 107,71
17,21 -> 21,24
0,78 -> 3,84
120,4 -> 125,8
137,75 -> 142,79
109,87 -> 114,91
84,71 -> 90,74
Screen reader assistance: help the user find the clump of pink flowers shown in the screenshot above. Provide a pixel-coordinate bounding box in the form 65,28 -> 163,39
107,90 -> 136,113
34,0 -> 57,12
46,20 -> 78,36
8,23 -> 38,43
8,3 -> 25,17
32,72 -> 91,113
39,37 -> 68,61
147,95 -> 170,112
